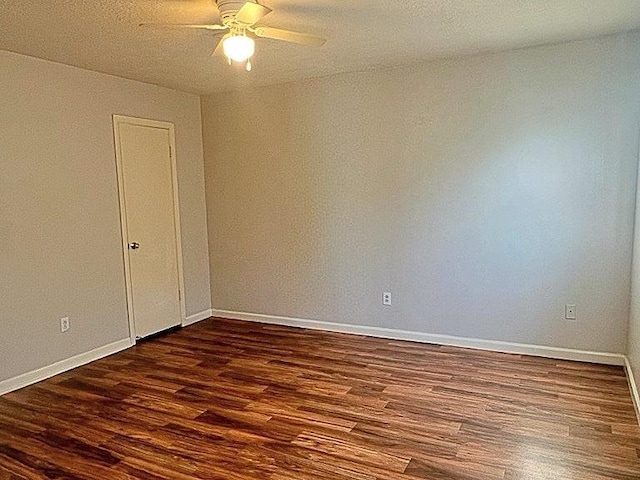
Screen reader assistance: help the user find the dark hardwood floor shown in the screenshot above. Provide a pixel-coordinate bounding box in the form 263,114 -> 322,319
1,317 -> 639,479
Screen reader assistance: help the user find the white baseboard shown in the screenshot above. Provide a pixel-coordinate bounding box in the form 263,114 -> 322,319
2,309 -> 634,423
0,338 -> 133,396
211,308 -> 626,366
0,308 -> 213,397
183,308 -> 213,327
624,356 -> 640,424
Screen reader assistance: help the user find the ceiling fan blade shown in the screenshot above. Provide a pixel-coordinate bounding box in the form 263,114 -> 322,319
139,23 -> 228,31
213,34 -> 231,56
235,1 -> 272,26
253,27 -> 326,47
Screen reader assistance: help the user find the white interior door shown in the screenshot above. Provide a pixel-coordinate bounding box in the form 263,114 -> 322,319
113,116 -> 185,339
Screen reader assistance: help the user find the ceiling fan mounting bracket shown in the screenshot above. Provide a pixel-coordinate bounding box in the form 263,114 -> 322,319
215,0 -> 248,25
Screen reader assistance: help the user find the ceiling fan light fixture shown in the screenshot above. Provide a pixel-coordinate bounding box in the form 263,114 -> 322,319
223,34 -> 255,63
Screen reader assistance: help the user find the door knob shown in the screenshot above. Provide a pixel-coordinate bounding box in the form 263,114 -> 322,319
128,242 -> 140,250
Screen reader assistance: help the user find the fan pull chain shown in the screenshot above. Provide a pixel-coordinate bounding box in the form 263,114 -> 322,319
246,59 -> 252,71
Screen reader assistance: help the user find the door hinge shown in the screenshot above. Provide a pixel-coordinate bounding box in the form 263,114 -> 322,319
178,289 -> 181,301
169,145 -> 172,158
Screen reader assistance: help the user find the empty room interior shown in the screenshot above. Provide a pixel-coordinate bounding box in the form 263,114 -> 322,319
4,0 -> 640,478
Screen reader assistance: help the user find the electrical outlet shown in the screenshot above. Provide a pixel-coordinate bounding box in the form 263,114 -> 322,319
382,292 -> 392,306
60,317 -> 70,333
565,304 -> 576,320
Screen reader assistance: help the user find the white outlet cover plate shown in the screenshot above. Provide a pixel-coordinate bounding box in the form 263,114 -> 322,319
382,292 -> 392,306
565,304 -> 576,320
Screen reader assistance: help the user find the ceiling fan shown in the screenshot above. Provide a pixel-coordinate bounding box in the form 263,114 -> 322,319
142,0 -> 326,71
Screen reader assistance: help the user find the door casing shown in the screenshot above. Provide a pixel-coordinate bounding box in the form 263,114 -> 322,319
112,114 -> 186,342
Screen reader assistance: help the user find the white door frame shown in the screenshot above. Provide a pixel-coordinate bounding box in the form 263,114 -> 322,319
112,114 -> 187,343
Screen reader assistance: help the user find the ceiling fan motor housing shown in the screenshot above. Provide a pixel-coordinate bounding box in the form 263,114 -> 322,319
215,0 -> 249,25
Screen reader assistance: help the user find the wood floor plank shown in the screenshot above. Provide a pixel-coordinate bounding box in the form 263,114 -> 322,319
0,317 -> 639,479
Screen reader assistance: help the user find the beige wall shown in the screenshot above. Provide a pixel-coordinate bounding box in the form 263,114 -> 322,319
202,32 -> 640,354
0,51 -> 211,382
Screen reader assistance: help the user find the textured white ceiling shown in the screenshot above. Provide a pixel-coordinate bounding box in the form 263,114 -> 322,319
1,0 -> 640,94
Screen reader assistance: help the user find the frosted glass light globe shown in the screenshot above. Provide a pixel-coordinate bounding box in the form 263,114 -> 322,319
223,35 -> 255,63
